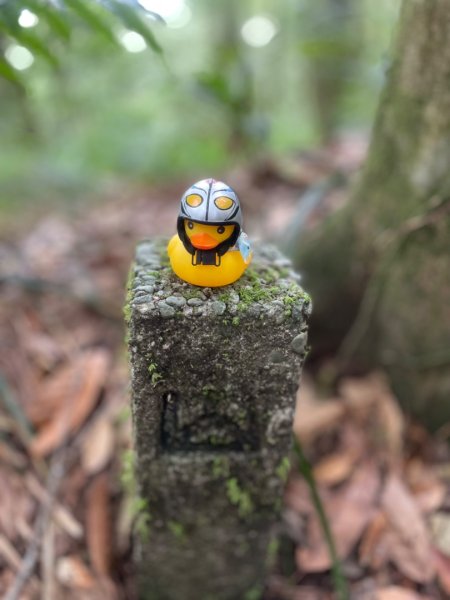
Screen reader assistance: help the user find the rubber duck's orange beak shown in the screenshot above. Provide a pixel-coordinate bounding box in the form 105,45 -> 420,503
190,232 -> 218,250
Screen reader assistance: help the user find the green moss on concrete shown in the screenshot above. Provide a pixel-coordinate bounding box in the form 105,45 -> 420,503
123,266 -> 135,324
276,457 -> 291,482
212,456 -> 230,478
132,497 -> 152,542
210,433 -> 235,446
120,450 -> 151,542
226,478 -> 253,517
167,520 -> 186,542
148,362 -> 163,386
157,240 -> 171,268
237,283 -> 281,308
120,448 -> 136,494
235,408 -> 248,427
266,538 -> 280,567
201,384 -> 226,403
243,584 -> 264,600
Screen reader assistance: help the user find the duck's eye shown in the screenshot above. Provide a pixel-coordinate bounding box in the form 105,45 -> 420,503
215,196 -> 234,210
186,194 -> 203,207
217,226 -> 225,234
187,221 -> 194,229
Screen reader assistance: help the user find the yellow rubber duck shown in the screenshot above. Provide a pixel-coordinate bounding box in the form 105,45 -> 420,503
168,179 -> 252,287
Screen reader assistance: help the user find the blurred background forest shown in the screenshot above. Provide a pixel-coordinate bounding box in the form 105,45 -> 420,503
1,0 -> 399,213
3,1 -> 450,599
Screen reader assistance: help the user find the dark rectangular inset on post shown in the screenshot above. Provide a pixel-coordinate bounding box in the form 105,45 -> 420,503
127,239 -> 311,600
161,389 -> 259,452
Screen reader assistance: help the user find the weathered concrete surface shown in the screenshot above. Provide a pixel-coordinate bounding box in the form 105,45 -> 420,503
127,239 -> 311,600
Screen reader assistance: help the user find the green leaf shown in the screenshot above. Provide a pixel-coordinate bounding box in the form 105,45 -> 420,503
299,37 -> 353,60
0,4 -> 20,31
0,57 -> 24,88
0,21 -> 59,67
196,72 -> 232,105
105,0 -> 162,53
25,0 -> 72,41
63,0 -> 118,45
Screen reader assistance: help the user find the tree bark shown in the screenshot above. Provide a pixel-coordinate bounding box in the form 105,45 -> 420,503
290,0 -> 450,429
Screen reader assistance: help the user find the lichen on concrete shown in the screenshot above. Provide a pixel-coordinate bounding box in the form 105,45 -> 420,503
128,238 -> 310,600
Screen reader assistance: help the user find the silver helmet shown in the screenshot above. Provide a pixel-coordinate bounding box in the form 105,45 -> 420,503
177,179 -> 243,264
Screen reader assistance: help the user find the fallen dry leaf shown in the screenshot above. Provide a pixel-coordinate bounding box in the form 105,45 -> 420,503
295,376 -> 318,408
30,349 -> 110,457
375,587 -> 424,600
359,511 -> 388,570
268,574 -> 329,600
86,473 -> 112,576
405,459 -> 446,514
375,384 -> 404,461
381,473 -> 434,583
56,555 -> 95,589
339,375 -> 378,415
435,462 -> 450,481
284,477 -> 315,516
21,324 -> 62,373
296,463 -> 380,571
81,416 -> 115,476
430,512 -> 450,556
313,450 -> 357,486
413,483 -> 446,514
294,400 -> 344,443
432,546 -> 450,595
27,361 -> 77,427
340,373 -> 404,461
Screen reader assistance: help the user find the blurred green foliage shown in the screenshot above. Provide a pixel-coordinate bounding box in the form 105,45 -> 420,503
0,0 -> 400,210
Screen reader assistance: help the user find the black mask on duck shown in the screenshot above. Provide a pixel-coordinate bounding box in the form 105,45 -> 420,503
177,179 -> 243,266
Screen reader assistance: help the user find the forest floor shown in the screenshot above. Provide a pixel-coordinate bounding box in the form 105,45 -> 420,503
1,138 -> 450,600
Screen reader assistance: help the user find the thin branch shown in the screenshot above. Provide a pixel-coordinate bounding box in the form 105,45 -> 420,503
4,458 -> 64,600
293,437 -> 349,600
0,374 -> 34,444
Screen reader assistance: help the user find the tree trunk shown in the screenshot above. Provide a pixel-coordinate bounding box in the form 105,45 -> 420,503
299,0 -> 365,141
290,0 -> 450,429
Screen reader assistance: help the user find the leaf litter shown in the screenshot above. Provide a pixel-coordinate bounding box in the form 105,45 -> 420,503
0,156 -> 449,598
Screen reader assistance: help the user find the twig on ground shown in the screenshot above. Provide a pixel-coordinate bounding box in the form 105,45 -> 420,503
0,374 -> 34,445
25,474 -> 83,539
293,437 -> 349,600
41,520 -> 56,600
4,457 -> 65,600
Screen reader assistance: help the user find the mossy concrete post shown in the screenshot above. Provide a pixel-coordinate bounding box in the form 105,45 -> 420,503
127,239 -> 311,600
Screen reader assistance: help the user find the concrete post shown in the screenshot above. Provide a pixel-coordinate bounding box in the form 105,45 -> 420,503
127,239 -> 311,600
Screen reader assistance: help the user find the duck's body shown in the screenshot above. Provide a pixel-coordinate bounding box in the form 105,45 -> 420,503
168,234 -> 250,287
168,178 -> 252,287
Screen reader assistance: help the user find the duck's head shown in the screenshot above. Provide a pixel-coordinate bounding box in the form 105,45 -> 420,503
177,179 -> 242,260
